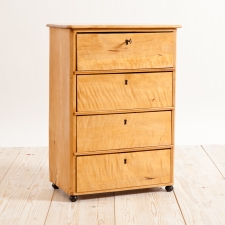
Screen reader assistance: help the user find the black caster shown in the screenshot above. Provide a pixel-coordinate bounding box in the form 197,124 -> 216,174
69,195 -> 78,202
165,185 -> 174,192
52,183 -> 59,189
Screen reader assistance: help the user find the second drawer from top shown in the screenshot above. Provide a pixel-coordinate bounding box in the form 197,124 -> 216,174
76,72 -> 173,112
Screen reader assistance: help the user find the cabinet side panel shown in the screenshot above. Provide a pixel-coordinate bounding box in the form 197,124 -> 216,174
49,28 -> 72,195
171,31 -> 177,184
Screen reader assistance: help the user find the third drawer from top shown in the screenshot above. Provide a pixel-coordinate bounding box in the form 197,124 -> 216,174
76,111 -> 172,153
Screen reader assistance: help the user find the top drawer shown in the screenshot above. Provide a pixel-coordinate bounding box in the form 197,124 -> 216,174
77,32 -> 175,71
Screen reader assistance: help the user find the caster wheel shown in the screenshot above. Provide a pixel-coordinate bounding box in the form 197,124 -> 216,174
52,183 -> 59,189
165,185 -> 174,192
69,195 -> 78,202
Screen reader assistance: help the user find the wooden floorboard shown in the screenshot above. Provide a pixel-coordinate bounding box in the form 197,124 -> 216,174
202,145 -> 225,178
0,148 -> 22,181
0,146 -> 225,224
0,147 -> 54,225
174,146 -> 225,225
45,190 -> 114,225
115,188 -> 185,225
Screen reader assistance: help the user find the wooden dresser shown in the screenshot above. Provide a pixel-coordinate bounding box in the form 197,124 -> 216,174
47,24 -> 181,202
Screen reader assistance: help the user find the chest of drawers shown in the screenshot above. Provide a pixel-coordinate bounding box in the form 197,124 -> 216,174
47,24 -> 181,202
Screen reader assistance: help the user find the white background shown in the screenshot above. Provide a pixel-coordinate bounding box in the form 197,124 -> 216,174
0,0 -> 225,147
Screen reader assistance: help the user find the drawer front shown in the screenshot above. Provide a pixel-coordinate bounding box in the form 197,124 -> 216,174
77,32 -> 174,70
77,72 -> 172,111
76,111 -> 171,152
77,149 -> 171,192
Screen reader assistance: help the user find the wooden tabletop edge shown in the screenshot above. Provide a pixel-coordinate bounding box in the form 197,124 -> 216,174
46,24 -> 182,29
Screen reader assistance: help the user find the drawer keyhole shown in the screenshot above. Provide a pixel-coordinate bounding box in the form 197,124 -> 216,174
125,80 -> 128,85
124,119 -> 127,125
124,159 -> 127,164
125,39 -> 132,45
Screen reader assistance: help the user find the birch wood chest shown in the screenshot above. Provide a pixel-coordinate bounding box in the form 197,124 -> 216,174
47,24 -> 181,201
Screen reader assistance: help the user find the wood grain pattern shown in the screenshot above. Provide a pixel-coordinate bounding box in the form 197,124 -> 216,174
175,146 -> 224,188
77,32 -> 175,70
0,148 -> 22,181
0,148 -> 53,225
77,111 -> 172,152
174,146 -> 225,224
71,31 -> 76,194
49,28 -> 73,195
115,188 -> 185,225
171,31 -> 177,147
45,189 -> 114,225
202,145 -> 225,178
77,72 -> 173,111
175,179 -> 225,225
77,149 -> 171,192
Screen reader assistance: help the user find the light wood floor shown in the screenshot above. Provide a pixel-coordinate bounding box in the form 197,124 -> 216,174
0,146 -> 225,225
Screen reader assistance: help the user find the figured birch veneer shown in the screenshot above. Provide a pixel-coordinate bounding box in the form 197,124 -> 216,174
48,24 -> 181,201
77,72 -> 173,111
77,33 -> 174,70
77,150 -> 171,192
76,111 -> 171,152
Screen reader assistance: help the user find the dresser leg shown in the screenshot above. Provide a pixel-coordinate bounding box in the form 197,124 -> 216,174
52,183 -> 59,189
69,195 -> 78,202
165,185 -> 174,192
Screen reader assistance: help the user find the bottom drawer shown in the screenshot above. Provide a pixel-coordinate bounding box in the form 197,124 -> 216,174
77,149 -> 171,193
